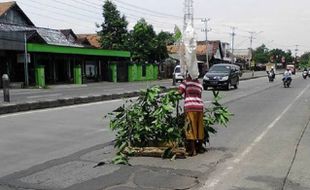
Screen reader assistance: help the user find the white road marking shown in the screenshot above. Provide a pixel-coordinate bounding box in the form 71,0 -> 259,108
0,99 -> 122,119
200,84 -> 310,190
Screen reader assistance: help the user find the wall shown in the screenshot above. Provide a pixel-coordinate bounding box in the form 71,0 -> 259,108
128,63 -> 137,82
109,63 -> 117,82
0,9 -> 31,26
128,63 -> 158,81
0,32 -> 24,50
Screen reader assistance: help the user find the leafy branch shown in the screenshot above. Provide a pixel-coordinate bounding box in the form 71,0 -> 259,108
106,86 -> 232,165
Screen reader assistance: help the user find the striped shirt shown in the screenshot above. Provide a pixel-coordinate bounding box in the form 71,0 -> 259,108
179,79 -> 204,112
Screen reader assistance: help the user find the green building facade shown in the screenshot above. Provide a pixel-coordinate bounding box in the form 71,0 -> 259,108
27,43 -> 159,85
126,63 -> 158,82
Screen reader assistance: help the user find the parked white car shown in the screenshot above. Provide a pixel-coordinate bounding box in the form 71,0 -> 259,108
173,65 -> 184,82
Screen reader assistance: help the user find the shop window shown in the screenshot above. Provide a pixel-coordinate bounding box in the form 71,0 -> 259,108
85,61 -> 97,79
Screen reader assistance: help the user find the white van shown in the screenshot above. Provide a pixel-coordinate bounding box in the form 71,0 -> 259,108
173,65 -> 184,82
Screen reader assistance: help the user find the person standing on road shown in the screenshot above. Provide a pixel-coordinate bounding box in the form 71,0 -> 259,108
179,74 -> 205,156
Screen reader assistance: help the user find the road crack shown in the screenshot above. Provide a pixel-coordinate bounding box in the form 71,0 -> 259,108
281,116 -> 310,190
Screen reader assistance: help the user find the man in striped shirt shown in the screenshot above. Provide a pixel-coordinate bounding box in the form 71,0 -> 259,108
179,74 -> 205,156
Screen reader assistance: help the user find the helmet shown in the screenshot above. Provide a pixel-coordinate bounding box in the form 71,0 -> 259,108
271,66 -> 274,69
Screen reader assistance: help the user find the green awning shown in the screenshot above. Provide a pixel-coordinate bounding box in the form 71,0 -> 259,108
27,43 -> 131,58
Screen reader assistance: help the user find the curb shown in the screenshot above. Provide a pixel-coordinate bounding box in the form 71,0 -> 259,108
0,88 -> 175,115
0,75 -> 273,115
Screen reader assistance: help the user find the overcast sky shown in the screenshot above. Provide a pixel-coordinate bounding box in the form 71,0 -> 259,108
2,0 -> 310,54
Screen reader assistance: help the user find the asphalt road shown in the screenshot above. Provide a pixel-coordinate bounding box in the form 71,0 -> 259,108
0,73 -> 309,189
199,75 -> 310,189
0,71 -> 268,104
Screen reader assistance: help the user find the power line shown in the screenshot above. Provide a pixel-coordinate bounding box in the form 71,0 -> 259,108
248,31 -> 263,49
66,0 -> 102,10
124,14 -> 178,29
19,1 -> 99,25
112,0 -> 183,19
116,2 -> 182,20
235,38 -> 250,49
18,0 -> 195,33
52,0 -> 101,16
26,0 -> 101,21
44,0 -> 180,30
25,11 -> 94,29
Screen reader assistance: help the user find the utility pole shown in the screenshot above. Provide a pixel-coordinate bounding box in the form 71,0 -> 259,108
201,18 -> 211,71
248,31 -> 263,50
230,26 -> 236,63
248,31 -> 263,72
24,32 -> 29,87
249,31 -> 255,50
294,45 -> 299,60
294,44 -> 299,67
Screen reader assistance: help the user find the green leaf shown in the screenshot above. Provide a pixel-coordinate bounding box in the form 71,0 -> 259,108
167,128 -> 174,133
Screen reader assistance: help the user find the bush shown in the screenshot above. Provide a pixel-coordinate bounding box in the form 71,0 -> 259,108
107,86 -> 232,164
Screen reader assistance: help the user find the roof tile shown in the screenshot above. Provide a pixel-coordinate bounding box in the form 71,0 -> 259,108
0,1 -> 15,17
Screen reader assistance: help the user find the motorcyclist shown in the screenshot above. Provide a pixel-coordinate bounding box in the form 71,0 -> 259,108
267,67 -> 275,81
303,68 -> 308,78
269,67 -> 275,79
283,68 -> 292,83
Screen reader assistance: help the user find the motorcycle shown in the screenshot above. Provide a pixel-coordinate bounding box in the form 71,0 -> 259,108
267,71 -> 275,82
283,76 -> 291,88
302,71 -> 308,79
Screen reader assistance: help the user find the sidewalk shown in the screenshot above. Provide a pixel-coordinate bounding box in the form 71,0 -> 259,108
0,71 -> 275,115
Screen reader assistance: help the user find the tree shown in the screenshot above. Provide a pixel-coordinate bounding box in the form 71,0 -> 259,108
284,50 -> 294,63
253,44 -> 269,63
129,19 -> 157,63
98,0 -> 128,50
269,48 -> 286,63
299,52 -> 310,68
153,31 -> 174,62
253,44 -> 294,65
128,19 -> 175,63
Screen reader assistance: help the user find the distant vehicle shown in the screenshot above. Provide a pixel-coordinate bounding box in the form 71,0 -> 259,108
255,63 -> 266,71
286,65 -> 296,75
266,63 -> 276,73
203,63 -> 239,90
173,65 -> 184,82
232,64 -> 243,77
302,70 -> 308,79
267,71 -> 275,82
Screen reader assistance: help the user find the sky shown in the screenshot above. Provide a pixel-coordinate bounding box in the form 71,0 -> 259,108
2,0 -> 310,55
